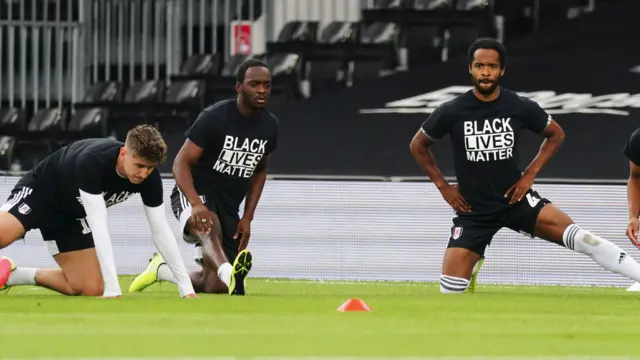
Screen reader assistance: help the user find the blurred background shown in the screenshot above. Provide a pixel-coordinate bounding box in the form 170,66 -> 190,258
0,0 -> 639,287
1,0 -> 635,179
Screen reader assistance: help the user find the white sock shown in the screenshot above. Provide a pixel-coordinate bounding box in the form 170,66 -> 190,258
218,263 -> 232,287
440,275 -> 469,294
563,224 -> 640,283
157,264 -> 177,284
6,267 -> 37,286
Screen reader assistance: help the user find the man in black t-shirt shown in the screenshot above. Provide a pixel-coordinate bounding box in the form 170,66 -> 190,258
622,129 -> 640,291
130,59 -> 279,296
410,38 -> 640,293
0,125 -> 195,298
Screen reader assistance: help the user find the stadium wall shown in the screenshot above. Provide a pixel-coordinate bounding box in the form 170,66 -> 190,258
0,175 -> 636,288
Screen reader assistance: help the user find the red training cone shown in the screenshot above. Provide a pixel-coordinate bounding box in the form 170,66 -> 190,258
0,258 -> 12,288
337,298 -> 371,312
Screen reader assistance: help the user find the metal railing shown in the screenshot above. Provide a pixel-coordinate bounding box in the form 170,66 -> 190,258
0,0 -> 84,111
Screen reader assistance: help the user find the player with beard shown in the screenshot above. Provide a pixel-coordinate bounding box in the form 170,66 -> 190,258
129,59 -> 279,296
409,38 -> 640,294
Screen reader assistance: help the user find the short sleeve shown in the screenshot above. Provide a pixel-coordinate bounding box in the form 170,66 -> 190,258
420,104 -> 456,141
624,129 -> 640,166
185,108 -> 222,149
521,97 -> 552,133
140,170 -> 164,207
76,155 -> 104,195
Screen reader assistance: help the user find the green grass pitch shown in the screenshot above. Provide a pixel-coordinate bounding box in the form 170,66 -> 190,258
1,276 -> 640,358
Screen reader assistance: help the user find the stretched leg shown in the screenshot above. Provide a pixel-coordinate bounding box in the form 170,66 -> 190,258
534,203 -> 640,283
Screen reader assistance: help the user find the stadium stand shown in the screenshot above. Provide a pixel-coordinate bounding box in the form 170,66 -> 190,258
0,0 -> 626,173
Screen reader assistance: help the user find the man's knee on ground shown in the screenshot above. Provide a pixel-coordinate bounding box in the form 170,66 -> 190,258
440,275 -> 470,294
202,278 -> 227,293
201,267 -> 227,294
66,280 -> 104,296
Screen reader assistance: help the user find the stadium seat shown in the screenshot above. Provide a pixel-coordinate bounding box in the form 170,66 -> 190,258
351,22 -> 401,80
106,80 -> 164,140
211,54 -> 254,101
413,0 -> 450,10
123,80 -> 164,104
0,108 -> 24,170
306,21 -> 357,92
27,108 -> 67,133
0,107 -> 27,134
264,53 -> 304,101
80,81 -> 122,103
14,108 -> 68,169
158,80 -> 203,135
165,80 -> 203,107
67,107 -> 109,137
276,21 -> 319,42
169,53 -> 220,108
446,0 -> 495,58
178,53 -> 221,76
0,136 -> 17,171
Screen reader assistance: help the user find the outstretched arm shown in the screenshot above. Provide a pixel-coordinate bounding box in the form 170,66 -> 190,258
173,139 -> 212,234
243,154 -> 270,221
234,154 -> 271,251
79,190 -> 121,297
143,203 -> 196,297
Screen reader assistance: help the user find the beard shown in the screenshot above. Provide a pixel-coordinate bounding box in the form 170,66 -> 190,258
473,76 -> 500,95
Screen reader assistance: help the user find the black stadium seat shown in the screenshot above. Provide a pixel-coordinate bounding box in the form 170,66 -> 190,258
123,80 -> 164,104
16,108 -> 68,169
67,107 -> 109,137
352,22 -> 401,80
27,108 -> 67,133
0,108 -> 27,134
0,136 -> 17,171
211,54 -> 254,101
264,53 -> 304,100
306,21 -> 357,92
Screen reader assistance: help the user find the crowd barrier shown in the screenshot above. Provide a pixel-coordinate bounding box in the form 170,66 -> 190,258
0,175 -> 635,288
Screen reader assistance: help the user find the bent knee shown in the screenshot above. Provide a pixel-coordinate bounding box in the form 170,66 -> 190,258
440,275 -> 470,294
187,218 -> 222,238
79,283 -> 104,296
202,269 -> 227,294
67,282 -> 104,296
203,281 -> 227,294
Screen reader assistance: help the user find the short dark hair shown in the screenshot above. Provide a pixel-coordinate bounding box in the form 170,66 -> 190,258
468,38 -> 507,68
236,59 -> 271,83
125,124 -> 167,163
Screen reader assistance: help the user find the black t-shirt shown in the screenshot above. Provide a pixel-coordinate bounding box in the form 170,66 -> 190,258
420,88 -> 551,216
624,128 -> 640,166
21,138 -> 163,218
185,99 -> 279,211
